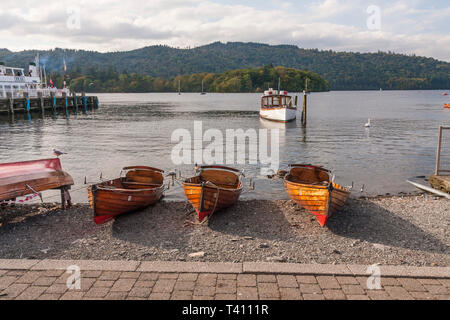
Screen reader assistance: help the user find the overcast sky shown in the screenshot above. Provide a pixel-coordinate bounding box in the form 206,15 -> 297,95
0,0 -> 449,61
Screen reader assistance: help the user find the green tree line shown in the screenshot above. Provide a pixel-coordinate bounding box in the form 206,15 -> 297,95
47,64 -> 329,93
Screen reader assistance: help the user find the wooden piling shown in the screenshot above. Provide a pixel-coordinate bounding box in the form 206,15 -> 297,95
73,92 -> 78,113
435,126 -> 443,175
38,92 -> 44,115
6,92 -> 14,116
301,90 -> 307,125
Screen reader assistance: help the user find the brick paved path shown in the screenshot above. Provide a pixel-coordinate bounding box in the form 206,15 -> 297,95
0,260 -> 448,300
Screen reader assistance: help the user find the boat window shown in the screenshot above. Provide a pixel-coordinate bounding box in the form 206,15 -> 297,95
273,96 -> 279,106
286,96 -> 292,106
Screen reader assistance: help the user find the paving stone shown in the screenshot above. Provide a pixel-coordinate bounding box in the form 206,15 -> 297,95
296,275 -> 318,284
16,271 -> 43,284
59,291 -> 85,300
237,274 -> 256,287
316,276 -> 340,289
41,270 -> 65,277
171,291 -> 193,300
80,278 -> 96,291
152,279 -> 176,293
237,287 -> 258,300
81,271 -> 102,278
110,278 -> 136,292
0,283 -> 29,298
302,293 -> 325,300
15,286 -> 46,300
409,291 -> 435,300
277,275 -> 298,288
215,293 -> 236,300
197,274 -> 217,286
323,289 -> 346,300
99,271 -> 121,281
417,278 -> 441,285
347,294 -> 370,300
216,280 -> 236,294
174,281 -> 196,291
438,279 -> 450,287
148,293 -> 171,300
0,270 -> 7,276
384,286 -> 414,300
341,284 -> 365,295
84,287 -> 110,298
381,277 -> 401,286
218,274 -> 237,280
257,282 -> 279,298
33,277 -> 57,286
257,275 -> 276,283
6,270 -> 26,276
105,292 -> 128,300
128,286 -> 152,298
178,273 -> 198,281
0,276 -> 18,290
367,290 -> 390,300
37,293 -> 61,300
279,287 -> 302,300
424,284 -> 448,295
194,285 -> 215,296
193,295 -> 214,300
93,280 -> 114,288
397,278 -> 427,292
299,283 -> 322,294
158,273 -> 179,279
138,273 -> 159,281
120,272 -> 141,279
134,280 -> 156,288
45,284 -> 68,294
336,276 -> 359,285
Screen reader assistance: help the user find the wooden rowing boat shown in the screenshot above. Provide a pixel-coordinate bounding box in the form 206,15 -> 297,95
0,158 -> 74,207
283,164 -> 350,227
88,166 -> 164,224
182,165 -> 243,222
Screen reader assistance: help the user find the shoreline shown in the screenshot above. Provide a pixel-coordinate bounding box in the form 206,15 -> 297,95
0,194 -> 448,267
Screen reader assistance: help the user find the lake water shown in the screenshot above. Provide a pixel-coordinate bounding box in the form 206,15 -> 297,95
1,90 -> 449,203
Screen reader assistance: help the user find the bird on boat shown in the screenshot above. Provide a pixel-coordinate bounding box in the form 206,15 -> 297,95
364,118 -> 371,127
53,148 -> 67,157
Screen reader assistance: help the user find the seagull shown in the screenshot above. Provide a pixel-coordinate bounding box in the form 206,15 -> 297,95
364,118 -> 371,128
53,148 -> 67,157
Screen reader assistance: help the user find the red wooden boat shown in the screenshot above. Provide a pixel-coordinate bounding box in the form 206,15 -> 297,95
182,165 -> 243,222
284,164 -> 350,227
88,166 -> 165,224
0,158 -> 74,207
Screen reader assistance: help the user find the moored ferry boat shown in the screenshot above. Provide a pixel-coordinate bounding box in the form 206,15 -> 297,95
260,88 -> 297,122
0,56 -> 70,98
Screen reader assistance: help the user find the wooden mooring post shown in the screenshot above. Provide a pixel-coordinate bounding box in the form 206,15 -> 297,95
429,126 -> 450,193
301,90 -> 307,125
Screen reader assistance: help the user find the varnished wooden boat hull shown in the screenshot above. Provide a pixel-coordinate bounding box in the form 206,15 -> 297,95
182,167 -> 242,221
283,165 -> 350,227
88,167 -> 164,224
0,158 -> 74,201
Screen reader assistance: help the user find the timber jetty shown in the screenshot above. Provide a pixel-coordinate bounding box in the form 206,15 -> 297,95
0,92 -> 98,116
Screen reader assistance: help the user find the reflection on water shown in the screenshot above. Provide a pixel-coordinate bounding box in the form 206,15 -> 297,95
1,90 -> 449,203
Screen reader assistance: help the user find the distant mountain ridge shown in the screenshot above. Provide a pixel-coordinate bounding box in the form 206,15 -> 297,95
0,42 -> 449,90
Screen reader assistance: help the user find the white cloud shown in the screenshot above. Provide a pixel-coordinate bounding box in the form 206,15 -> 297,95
0,0 -> 448,61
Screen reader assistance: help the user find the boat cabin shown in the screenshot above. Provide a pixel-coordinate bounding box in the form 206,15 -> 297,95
261,89 -> 294,109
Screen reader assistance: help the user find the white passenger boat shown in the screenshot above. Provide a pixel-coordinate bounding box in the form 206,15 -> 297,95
0,55 -> 70,98
260,88 -> 297,122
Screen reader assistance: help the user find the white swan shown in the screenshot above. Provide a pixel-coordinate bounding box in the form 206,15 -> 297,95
364,118 -> 371,127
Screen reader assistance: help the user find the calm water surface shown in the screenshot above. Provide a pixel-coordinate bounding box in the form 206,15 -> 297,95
1,91 -> 449,203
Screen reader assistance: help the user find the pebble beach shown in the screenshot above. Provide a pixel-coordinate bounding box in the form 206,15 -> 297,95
0,194 -> 448,267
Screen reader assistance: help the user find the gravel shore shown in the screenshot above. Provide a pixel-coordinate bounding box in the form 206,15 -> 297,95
0,195 -> 448,266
